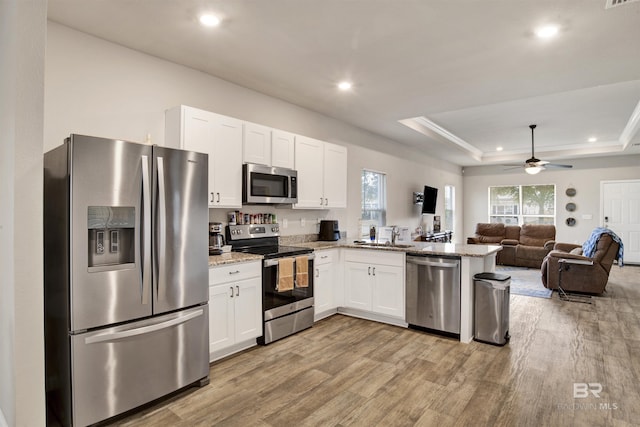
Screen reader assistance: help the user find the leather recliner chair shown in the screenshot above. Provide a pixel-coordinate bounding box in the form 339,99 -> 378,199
541,234 -> 620,294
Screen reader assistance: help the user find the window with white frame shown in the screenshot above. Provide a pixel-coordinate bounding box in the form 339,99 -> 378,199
361,170 -> 386,235
444,185 -> 455,232
489,184 -> 555,225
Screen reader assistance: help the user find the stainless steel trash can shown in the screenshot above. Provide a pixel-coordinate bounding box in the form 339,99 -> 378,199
474,272 -> 511,345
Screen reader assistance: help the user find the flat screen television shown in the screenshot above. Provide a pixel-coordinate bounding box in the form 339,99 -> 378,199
421,185 -> 438,214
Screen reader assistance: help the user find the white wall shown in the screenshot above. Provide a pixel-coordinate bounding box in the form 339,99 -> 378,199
463,156 -> 640,244
0,0 -> 46,426
45,22 -> 463,241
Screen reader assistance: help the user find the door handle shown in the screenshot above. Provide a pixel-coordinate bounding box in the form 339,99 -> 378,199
372,267 -> 376,276
236,285 -> 240,297
229,286 -> 234,298
210,192 -> 214,203
140,155 -> 151,305
315,268 -> 319,278
217,192 -> 221,203
228,270 -> 240,275
324,198 -> 328,206
85,309 -> 203,344
156,156 -> 167,301
320,197 -> 323,206
368,266 -> 371,275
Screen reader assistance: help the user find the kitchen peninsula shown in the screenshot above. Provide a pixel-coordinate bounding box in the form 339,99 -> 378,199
211,240 -> 502,344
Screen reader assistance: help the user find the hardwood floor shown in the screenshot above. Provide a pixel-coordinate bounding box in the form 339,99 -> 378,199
113,266 -> 640,427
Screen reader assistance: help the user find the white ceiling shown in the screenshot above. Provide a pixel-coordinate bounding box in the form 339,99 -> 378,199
47,0 -> 640,167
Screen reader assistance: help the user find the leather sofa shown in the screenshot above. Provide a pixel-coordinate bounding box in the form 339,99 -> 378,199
541,234 -> 619,294
467,223 -> 556,268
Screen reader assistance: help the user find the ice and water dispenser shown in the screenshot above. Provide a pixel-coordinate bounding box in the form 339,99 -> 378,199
88,206 -> 135,271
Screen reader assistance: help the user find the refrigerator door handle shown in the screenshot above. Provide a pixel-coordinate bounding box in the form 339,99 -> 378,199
84,308 -> 204,344
141,155 -> 151,305
155,156 -> 167,300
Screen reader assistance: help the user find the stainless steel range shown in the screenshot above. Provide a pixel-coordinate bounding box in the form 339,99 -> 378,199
226,224 -> 314,344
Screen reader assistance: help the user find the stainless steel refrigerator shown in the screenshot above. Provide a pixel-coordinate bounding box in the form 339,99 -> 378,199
44,134 -> 210,426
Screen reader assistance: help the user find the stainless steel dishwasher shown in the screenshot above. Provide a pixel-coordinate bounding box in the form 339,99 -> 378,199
406,255 -> 461,336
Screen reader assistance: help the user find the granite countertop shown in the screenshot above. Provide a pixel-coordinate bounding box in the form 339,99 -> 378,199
208,240 -> 501,267
294,240 -> 502,257
208,252 -> 263,267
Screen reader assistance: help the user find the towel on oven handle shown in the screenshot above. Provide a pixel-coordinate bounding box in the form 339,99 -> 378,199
295,255 -> 309,288
277,258 -> 294,292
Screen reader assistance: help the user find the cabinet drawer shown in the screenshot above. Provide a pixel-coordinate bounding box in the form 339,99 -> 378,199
344,249 -> 404,267
315,249 -> 337,265
210,261 -> 261,285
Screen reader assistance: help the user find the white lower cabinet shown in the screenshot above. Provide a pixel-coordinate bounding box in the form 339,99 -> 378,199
313,249 -> 340,321
209,261 -> 262,361
343,250 -> 405,320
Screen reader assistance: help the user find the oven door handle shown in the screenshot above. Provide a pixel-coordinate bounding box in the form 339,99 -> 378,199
264,253 -> 315,267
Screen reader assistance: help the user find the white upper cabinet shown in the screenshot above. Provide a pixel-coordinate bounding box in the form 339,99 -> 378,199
323,142 -> 348,208
294,136 -> 348,209
271,129 -> 295,169
165,105 -> 243,208
243,123 -> 295,170
243,122 -> 272,166
294,135 -> 325,208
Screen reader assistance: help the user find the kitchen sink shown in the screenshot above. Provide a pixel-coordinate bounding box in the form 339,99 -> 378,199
353,241 -> 414,249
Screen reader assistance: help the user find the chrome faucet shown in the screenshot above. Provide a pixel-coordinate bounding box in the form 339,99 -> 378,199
391,225 -> 400,245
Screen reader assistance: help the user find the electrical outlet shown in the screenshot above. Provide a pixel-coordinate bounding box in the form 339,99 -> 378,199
282,219 -> 288,228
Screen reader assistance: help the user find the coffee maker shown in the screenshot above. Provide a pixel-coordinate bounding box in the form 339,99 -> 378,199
209,222 -> 225,255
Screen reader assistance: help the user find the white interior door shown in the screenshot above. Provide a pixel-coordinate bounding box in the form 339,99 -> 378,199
602,180 -> 640,264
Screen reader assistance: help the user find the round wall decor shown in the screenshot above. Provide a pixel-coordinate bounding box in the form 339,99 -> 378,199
566,217 -> 576,226
565,188 -> 576,197
565,202 -> 576,212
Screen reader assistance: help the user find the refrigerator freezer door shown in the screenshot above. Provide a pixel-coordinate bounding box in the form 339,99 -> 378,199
153,146 -> 209,314
70,305 -> 209,426
70,135 -> 153,331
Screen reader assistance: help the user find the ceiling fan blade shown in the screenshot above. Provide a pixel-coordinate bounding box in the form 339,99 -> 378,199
544,163 -> 573,169
502,165 -> 524,170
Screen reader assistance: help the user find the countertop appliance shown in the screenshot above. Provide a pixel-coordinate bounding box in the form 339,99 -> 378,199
406,254 -> 461,337
209,222 -> 225,255
242,163 -> 298,204
226,224 -> 314,344
44,134 -> 210,427
319,220 -> 340,241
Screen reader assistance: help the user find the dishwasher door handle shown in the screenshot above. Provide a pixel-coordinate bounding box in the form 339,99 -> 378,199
407,258 -> 459,268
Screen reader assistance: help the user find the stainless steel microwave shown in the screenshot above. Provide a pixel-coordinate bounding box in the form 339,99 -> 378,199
242,163 -> 298,204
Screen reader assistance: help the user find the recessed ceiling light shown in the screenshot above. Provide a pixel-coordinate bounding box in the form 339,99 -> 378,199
535,25 -> 559,39
199,14 -> 221,27
337,81 -> 352,91
496,146 -> 503,152
588,137 -> 597,143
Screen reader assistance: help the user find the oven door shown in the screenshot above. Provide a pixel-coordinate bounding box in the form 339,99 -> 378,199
243,163 -> 298,204
262,256 -> 314,319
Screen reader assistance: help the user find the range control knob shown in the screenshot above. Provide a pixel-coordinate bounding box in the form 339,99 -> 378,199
238,229 -> 243,235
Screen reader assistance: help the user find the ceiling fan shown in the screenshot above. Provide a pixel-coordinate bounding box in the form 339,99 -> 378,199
504,124 -> 573,174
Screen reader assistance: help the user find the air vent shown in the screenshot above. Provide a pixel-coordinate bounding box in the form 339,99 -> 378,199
605,0 -> 639,9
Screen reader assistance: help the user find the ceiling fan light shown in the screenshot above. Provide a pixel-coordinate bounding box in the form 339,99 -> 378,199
525,166 -> 542,175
